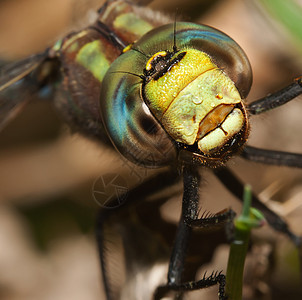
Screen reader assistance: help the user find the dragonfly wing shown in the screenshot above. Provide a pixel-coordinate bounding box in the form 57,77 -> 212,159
0,79 -> 33,130
0,51 -> 49,130
0,52 -> 47,92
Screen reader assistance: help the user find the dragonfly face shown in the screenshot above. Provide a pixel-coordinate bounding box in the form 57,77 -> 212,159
101,22 -> 252,167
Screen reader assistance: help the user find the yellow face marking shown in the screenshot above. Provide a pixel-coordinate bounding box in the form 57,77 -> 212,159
145,51 -> 167,71
123,44 -> 133,53
143,47 -> 247,155
144,49 -> 217,117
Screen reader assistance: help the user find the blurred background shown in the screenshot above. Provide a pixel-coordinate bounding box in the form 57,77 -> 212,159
0,0 -> 301,299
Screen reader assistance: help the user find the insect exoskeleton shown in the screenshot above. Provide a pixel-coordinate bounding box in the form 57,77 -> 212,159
100,22 -> 252,167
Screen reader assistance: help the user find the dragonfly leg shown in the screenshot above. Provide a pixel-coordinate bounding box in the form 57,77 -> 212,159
154,165 -> 233,300
247,76 -> 302,115
96,211 -> 113,300
241,145 -> 302,168
213,166 -> 301,246
243,77 -> 302,168
154,271 -> 226,300
214,166 -> 302,286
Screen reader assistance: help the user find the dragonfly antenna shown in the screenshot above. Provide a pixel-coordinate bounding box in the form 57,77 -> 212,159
110,71 -> 144,80
173,8 -> 178,52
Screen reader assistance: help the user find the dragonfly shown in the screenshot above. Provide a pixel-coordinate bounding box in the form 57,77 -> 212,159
1,0 -> 302,299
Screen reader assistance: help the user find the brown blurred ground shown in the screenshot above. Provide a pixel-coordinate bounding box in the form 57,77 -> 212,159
0,0 -> 302,299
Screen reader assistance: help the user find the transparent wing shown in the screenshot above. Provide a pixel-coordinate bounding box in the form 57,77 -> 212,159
0,51 -> 49,130
0,52 -> 48,92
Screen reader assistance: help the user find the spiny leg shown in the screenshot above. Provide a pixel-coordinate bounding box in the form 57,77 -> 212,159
213,166 -> 301,246
235,75 -> 302,249
154,165 -> 233,300
243,77 -> 302,167
248,77 -> 302,115
155,271 -> 226,300
241,145 -> 302,168
240,76 -> 302,271
167,165 -> 199,286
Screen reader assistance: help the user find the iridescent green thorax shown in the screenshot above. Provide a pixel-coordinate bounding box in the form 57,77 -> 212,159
114,12 -> 154,37
97,0 -> 165,44
50,0 -> 163,142
76,40 -> 110,82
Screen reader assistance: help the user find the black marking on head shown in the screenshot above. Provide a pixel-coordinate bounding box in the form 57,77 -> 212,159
144,51 -> 186,82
